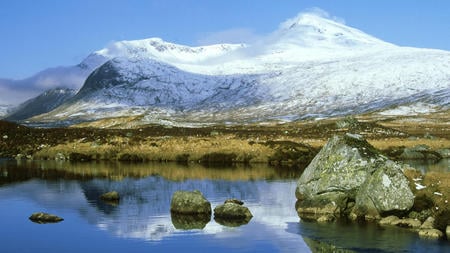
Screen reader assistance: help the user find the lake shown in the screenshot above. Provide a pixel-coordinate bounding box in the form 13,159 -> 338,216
0,159 -> 448,253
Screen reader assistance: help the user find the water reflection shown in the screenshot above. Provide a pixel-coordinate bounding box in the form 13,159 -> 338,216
404,158 -> 450,173
171,213 -> 211,230
0,159 -> 302,184
0,160 -> 448,253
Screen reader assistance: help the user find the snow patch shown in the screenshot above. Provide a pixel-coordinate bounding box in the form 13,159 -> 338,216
415,183 -> 426,190
382,174 -> 392,187
378,103 -> 438,116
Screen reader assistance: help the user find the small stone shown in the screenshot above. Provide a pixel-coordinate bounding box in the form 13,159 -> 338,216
447,225 -> 450,239
395,218 -> 422,229
420,217 -> 435,229
379,215 -> 400,226
100,191 -> 120,201
29,212 -> 63,223
418,229 -> 443,239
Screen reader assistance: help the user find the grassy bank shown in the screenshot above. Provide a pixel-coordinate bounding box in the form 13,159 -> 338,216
1,115 -> 449,166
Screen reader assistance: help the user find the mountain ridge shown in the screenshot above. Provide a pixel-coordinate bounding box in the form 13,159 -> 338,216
5,12 -> 450,126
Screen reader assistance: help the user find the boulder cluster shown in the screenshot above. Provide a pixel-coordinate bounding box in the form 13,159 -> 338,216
170,190 -> 252,229
295,133 -> 448,239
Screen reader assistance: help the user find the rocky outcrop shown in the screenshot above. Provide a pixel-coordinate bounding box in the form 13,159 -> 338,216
29,212 -> 64,223
296,133 -> 414,221
170,190 -> 211,215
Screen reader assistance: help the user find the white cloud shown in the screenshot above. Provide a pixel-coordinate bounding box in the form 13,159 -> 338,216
0,83 -> 40,105
279,8 -> 346,30
197,28 -> 261,45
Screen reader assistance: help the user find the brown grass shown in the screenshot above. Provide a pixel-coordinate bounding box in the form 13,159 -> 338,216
368,138 -> 450,151
33,135 -> 277,163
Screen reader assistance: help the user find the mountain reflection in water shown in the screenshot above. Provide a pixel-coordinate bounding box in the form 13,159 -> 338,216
0,160 -> 448,253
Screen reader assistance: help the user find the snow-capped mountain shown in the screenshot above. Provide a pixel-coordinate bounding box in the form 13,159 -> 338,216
5,88 -> 77,121
23,12 -> 450,126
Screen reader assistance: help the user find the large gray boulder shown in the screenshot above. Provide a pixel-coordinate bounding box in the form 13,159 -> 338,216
295,133 -> 414,221
352,160 -> 414,219
170,190 -> 211,215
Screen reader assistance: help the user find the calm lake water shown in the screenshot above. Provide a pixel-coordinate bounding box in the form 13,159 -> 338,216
0,159 -> 448,253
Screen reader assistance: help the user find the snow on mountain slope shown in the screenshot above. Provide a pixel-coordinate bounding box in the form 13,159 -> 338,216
30,12 -> 450,126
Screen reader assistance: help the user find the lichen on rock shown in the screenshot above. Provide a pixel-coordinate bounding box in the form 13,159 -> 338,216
170,190 -> 211,215
29,212 -> 64,224
295,133 -> 414,222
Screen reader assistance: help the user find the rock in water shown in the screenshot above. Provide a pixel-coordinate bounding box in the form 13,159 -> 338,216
418,229 -> 444,239
353,160 -> 414,219
214,203 -> 253,219
170,190 -> 211,215
100,191 -> 120,201
214,200 -> 253,227
171,213 -> 210,230
295,133 -> 414,221
29,212 -> 63,224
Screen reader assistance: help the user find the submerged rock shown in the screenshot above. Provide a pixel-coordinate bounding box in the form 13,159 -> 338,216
100,191 -> 120,201
296,133 -> 414,221
418,229 -> 444,239
29,212 -> 63,224
170,190 -> 211,215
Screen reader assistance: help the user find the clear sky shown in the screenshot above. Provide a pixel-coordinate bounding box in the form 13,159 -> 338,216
1,0 -> 449,79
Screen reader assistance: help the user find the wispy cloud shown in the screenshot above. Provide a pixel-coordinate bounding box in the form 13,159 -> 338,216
279,8 -> 345,30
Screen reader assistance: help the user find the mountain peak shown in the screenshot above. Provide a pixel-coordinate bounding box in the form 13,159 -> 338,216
275,11 -> 392,48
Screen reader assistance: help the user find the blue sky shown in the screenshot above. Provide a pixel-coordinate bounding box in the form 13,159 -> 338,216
1,0 -> 449,79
